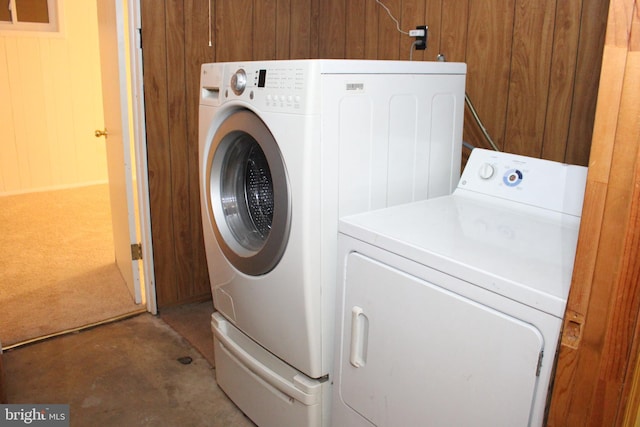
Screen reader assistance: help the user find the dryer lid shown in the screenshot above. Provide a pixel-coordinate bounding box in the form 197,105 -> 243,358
339,195 -> 581,318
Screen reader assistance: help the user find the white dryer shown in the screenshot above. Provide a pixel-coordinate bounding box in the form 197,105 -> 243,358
332,148 -> 587,426
198,59 -> 466,427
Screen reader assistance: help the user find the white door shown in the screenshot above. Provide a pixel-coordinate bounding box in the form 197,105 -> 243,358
336,252 -> 544,426
95,0 -> 142,304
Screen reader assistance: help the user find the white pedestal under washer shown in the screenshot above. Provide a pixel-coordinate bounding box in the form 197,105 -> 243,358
198,59 -> 467,427
332,148 -> 588,426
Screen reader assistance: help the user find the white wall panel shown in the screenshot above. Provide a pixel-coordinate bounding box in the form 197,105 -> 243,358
0,38 -> 19,191
0,1 -> 106,195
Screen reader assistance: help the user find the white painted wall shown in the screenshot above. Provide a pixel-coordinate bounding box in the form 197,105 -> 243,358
0,1 -> 107,195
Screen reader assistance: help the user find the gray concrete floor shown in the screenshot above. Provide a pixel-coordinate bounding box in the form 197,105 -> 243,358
3,313 -> 255,426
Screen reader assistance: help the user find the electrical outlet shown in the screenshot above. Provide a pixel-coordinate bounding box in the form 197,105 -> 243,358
414,25 -> 427,50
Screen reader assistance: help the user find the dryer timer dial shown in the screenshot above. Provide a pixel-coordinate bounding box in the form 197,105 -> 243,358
478,162 -> 495,180
231,69 -> 247,95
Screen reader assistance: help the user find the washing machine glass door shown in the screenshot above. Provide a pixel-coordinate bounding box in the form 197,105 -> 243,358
207,109 -> 290,276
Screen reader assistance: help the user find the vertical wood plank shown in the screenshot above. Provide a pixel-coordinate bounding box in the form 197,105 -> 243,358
308,0 -> 321,58
165,0 -> 193,303
290,0 -> 312,58
345,0 -> 366,58
440,0 -> 468,63
546,39 -> 621,422
318,0 -> 345,58
141,0 -> 178,306
587,48 -> 640,425
541,0 -> 582,162
276,0 -> 291,59
504,0 -> 557,157
621,153 -> 640,427
608,12 -> 640,423
363,0 -> 379,59
565,0 -> 610,166
465,0 -> 515,151
215,0 -> 253,61
376,0 -> 402,59
210,0 -> 216,59
254,0 -> 277,59
424,0 -> 442,61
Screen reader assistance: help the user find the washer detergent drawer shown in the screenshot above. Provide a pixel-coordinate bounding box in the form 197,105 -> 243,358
334,253 -> 544,427
211,312 -> 325,427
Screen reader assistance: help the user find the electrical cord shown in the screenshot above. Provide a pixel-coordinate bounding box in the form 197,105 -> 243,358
375,0 -> 419,61
375,0 -> 409,35
409,40 -> 419,61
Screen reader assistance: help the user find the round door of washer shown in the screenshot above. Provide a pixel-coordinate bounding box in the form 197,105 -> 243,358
206,109 -> 291,276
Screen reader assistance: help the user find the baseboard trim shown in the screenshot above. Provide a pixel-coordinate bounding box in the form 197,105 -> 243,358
0,180 -> 109,198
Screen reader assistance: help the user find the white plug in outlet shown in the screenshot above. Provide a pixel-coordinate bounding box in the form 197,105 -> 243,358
411,25 -> 427,50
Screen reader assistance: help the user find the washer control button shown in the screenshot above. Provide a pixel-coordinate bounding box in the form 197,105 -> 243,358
231,69 -> 247,95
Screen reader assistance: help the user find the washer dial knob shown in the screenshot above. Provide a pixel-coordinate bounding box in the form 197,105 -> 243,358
478,162 -> 495,180
231,69 -> 247,95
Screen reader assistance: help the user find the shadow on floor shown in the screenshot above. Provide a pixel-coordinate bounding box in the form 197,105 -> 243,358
159,300 -> 216,368
3,313 -> 255,426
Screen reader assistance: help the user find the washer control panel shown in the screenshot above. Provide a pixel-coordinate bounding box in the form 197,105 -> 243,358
457,148 -> 588,216
200,61 -> 317,114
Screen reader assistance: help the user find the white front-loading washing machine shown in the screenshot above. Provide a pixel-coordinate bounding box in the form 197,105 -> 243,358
198,59 -> 466,427
332,148 -> 588,426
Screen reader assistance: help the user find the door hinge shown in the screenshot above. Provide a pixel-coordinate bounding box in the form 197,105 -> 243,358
536,351 -> 544,377
131,243 -> 143,261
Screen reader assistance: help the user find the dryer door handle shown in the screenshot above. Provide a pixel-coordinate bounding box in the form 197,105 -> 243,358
349,306 -> 368,368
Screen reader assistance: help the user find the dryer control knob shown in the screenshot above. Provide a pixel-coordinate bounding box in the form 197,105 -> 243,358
231,69 -> 247,95
478,162 -> 495,180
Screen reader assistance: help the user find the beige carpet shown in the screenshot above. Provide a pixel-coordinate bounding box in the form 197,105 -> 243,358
0,184 -> 141,347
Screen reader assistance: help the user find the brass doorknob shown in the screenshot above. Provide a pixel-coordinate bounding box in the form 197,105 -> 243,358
95,128 -> 108,138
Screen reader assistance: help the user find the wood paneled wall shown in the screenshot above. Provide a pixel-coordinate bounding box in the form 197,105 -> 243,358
547,0 -> 640,424
141,1 -> 213,307
213,0 -> 609,166
0,2 -> 107,195
140,1 -> 608,306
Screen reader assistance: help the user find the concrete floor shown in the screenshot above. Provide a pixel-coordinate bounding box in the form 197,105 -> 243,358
3,313 -> 255,426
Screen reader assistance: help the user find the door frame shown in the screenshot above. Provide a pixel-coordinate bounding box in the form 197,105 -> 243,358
127,0 -> 156,314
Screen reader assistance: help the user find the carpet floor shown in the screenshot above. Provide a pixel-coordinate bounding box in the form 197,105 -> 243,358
0,184 -> 141,347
